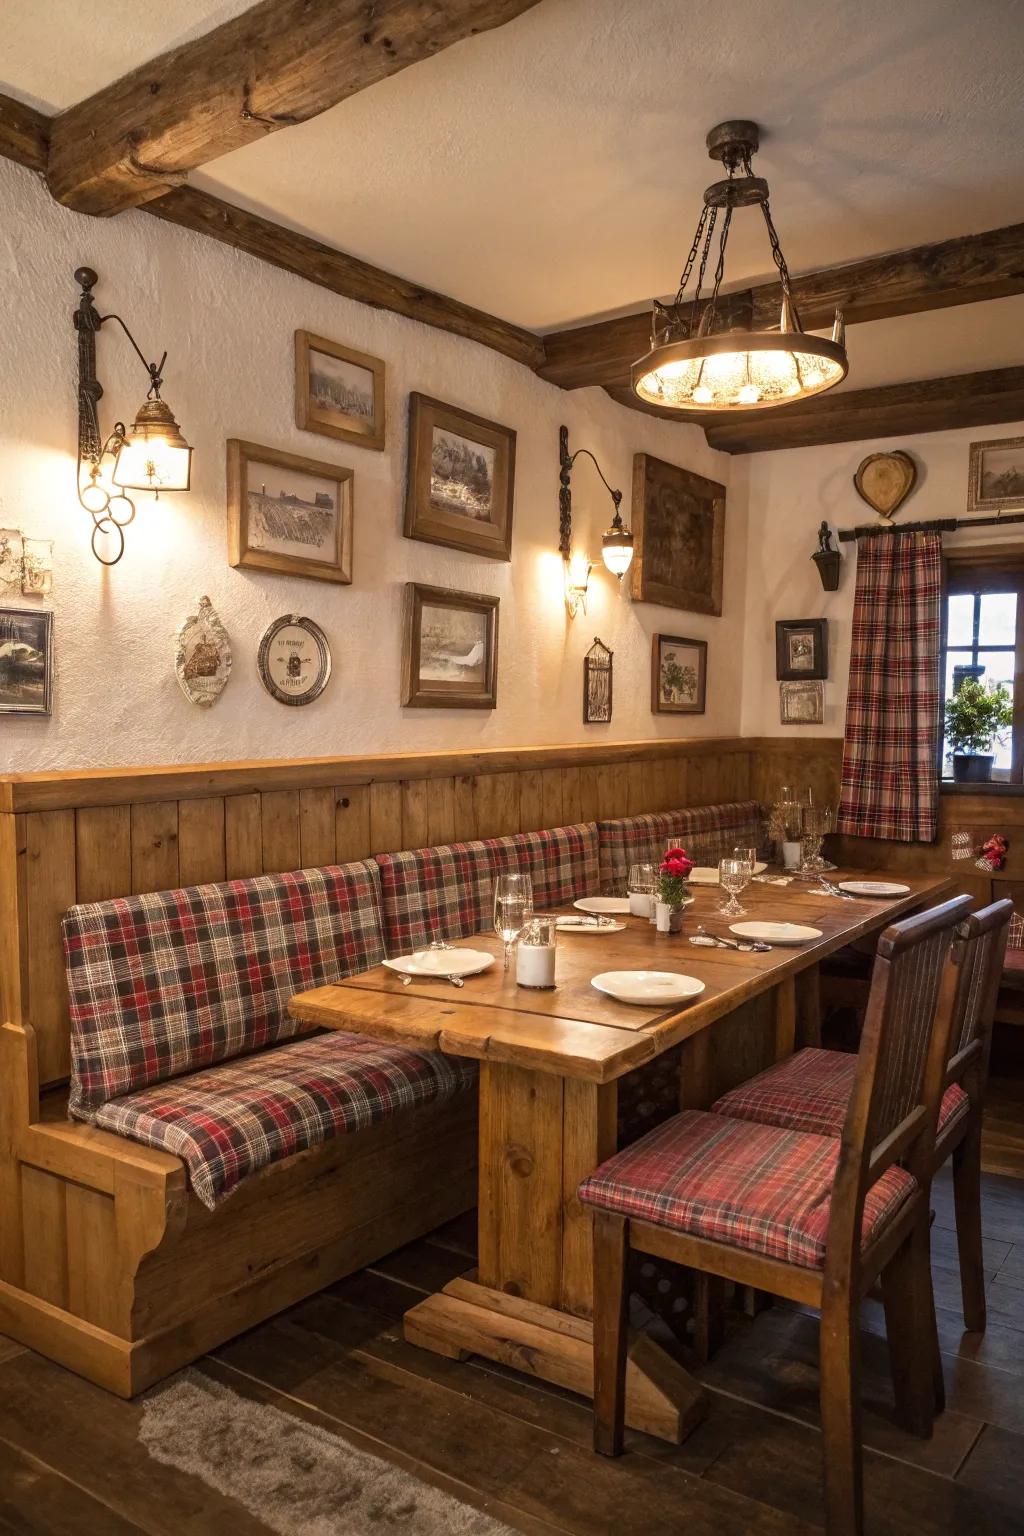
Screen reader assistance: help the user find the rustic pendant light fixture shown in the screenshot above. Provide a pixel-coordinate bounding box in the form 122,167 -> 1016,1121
632,122 -> 848,412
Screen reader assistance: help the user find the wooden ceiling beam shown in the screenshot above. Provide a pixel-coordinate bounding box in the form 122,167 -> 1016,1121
147,186 -> 546,368
0,93 -> 48,172
700,367 -> 1024,455
540,222 -> 1024,391
45,0 -> 544,217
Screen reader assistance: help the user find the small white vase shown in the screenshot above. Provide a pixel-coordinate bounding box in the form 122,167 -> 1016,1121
655,901 -> 683,934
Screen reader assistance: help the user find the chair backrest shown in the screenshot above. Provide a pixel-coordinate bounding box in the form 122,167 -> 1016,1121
825,894 -> 973,1278
597,800 -> 762,888
62,860 -> 385,1115
948,898 -> 1013,1099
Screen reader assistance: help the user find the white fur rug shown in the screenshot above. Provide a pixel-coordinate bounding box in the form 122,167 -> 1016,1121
140,1369 -> 516,1536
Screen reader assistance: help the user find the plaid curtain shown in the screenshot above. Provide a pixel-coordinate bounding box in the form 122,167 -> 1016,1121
837,533 -> 942,843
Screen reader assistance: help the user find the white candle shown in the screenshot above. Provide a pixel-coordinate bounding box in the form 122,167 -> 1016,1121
517,940 -> 556,988
782,840 -> 803,871
629,891 -> 653,918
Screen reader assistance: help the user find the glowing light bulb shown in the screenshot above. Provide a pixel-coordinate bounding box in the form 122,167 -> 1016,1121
737,383 -> 762,404
657,360 -> 688,380
692,384 -> 713,404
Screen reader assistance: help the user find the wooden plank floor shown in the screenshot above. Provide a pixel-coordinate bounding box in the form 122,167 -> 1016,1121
1,1156 -> 1023,1531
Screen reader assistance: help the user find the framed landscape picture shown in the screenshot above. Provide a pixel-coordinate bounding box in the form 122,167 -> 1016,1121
630,454 -> 725,614
403,583 -> 499,709
779,679 -> 825,726
968,436 -> 1024,512
775,618 -> 828,680
652,633 -> 707,714
0,606 -> 52,716
295,331 -> 385,451
405,394 -> 516,561
227,440 -> 353,585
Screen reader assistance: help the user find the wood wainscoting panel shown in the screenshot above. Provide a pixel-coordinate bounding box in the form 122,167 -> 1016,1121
335,785 -> 371,864
129,802 -> 179,895
298,787 -> 337,869
25,811 -> 76,1085
177,798 -> 227,886
260,790 -> 301,873
75,807 -> 131,903
225,793 -> 263,878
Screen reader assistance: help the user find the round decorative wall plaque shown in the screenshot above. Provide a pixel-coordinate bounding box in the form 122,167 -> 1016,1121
257,614 -> 332,706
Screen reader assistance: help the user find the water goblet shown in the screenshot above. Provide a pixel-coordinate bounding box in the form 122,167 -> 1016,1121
799,805 -> 835,875
718,857 -> 749,917
493,873 -> 533,971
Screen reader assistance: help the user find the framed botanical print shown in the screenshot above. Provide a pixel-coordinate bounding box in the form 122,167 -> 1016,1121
652,633 -> 707,714
295,331 -> 385,451
775,618 -> 828,681
227,440 -> 353,585
968,436 -> 1024,512
0,606 -> 52,716
780,679 -> 825,726
403,583 -> 499,709
404,393 -> 516,561
257,614 -> 332,706
630,454 -> 725,614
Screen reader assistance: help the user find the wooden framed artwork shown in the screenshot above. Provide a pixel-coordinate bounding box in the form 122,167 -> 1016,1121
630,454 -> 725,614
257,614 -> 332,706
652,633 -> 707,714
780,679 -> 825,726
295,331 -> 385,450
0,606 -> 52,716
968,436 -> 1024,512
583,637 -> 613,724
775,618 -> 828,681
405,393 -> 516,561
227,440 -> 353,585
403,583 -> 499,709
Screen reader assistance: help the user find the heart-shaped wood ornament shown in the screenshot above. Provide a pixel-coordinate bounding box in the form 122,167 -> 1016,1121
853,451 -> 918,520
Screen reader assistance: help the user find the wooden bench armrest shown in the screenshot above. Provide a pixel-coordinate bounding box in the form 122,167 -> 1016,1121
21,1118 -> 185,1195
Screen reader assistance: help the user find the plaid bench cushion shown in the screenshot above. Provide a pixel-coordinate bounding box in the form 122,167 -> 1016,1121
711,1047 -> 969,1139
93,1032 -> 477,1209
376,842 -> 495,954
489,823 -> 600,909
578,1109 -> 917,1270
375,823 -> 599,954
598,801 -> 763,885
63,861 -> 385,1114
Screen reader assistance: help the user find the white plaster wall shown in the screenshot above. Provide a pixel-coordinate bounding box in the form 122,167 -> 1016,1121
736,418 -> 1024,738
0,159 -> 745,773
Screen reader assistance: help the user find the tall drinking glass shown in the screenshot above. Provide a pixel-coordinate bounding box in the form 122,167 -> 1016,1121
799,805 -> 836,874
494,873 -> 533,971
718,857 -> 749,917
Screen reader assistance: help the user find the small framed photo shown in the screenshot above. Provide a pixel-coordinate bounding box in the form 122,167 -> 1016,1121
968,436 -> 1024,512
652,633 -> 707,714
403,583 -> 498,709
780,679 -> 825,726
405,393 -> 516,561
257,614 -> 332,706
0,607 -> 53,716
775,618 -> 828,680
227,440 -> 353,585
295,331 -> 385,451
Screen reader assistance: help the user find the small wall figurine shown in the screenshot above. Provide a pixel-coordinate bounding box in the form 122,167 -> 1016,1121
976,833 -> 1008,873
175,597 -> 232,708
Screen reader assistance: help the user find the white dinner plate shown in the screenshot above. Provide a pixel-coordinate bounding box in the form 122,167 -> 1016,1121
591,970 -> 706,1006
729,921 -> 823,946
837,880 -> 911,898
384,949 -> 495,978
555,916 -> 627,934
688,863 -> 767,885
574,896 -> 631,915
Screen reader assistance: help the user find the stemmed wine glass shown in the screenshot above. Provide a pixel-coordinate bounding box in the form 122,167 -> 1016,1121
799,805 -> 836,875
718,857 -> 750,917
493,873 -> 533,971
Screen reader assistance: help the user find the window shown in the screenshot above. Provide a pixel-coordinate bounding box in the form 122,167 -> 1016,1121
941,557 -> 1024,782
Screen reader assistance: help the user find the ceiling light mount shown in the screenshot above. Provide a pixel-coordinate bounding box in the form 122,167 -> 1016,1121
631,121 -> 848,413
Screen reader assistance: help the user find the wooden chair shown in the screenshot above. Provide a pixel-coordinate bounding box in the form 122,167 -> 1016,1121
580,894 -> 972,1536
713,899 -> 1013,1334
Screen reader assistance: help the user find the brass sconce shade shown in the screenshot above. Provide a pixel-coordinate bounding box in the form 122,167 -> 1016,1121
113,398 -> 193,492
632,122 -> 848,413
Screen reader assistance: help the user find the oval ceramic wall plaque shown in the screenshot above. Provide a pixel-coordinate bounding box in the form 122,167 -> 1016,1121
853,450 -> 918,521
175,596 -> 232,708
257,614 -> 332,706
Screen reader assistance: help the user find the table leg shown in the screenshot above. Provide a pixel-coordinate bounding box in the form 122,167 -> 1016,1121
774,975 -> 797,1061
403,1059 -> 708,1443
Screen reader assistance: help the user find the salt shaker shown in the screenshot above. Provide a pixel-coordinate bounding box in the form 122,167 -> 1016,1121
516,917 -> 556,989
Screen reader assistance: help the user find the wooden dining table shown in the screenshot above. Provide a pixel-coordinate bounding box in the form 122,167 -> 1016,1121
290,867 -> 952,1444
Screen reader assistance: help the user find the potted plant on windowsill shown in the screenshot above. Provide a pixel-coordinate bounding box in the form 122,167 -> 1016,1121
944,678 -> 1014,784
656,847 -> 694,933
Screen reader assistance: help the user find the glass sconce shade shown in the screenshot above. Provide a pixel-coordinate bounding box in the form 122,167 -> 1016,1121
601,517 -> 635,578
565,550 -> 592,617
112,397 -> 193,491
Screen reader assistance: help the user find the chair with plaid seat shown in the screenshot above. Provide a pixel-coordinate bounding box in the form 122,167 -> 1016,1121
580,894 -> 971,1536
712,899 -> 1011,1334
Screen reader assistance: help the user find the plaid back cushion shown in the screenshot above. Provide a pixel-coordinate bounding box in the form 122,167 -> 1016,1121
63,861 -> 385,1114
375,842 -> 495,954
598,801 -> 763,885
489,824 -> 600,909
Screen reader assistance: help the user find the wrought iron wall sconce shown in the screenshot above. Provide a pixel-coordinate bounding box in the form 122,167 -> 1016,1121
558,425 -> 633,617
812,520 -> 841,591
74,266 -> 193,565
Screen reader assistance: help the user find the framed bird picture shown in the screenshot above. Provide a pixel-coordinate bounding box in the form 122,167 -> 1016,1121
402,583 -> 499,709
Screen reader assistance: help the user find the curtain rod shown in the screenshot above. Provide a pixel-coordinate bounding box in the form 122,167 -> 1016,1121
837,512 -> 1024,543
